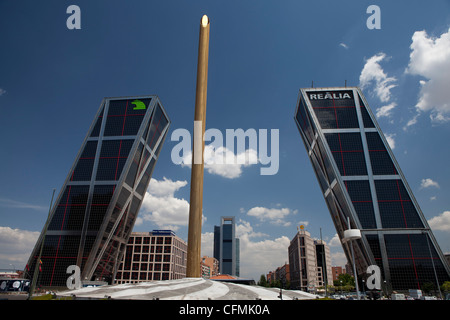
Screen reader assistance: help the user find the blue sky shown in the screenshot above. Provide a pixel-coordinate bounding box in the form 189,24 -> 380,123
1,1 -> 450,281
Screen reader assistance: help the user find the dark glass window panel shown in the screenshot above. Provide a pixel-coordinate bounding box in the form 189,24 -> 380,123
108,98 -> 151,116
91,185 -> 115,205
116,188 -> 131,210
317,138 -> 336,183
365,235 -> 382,260
80,141 -> 98,158
366,132 -> 397,175
295,97 -> 314,146
376,179 -> 424,228
382,234 -> 450,290
96,140 -> 134,181
125,143 -> 144,188
104,116 -> 125,136
135,158 -> 156,196
90,108 -> 104,137
345,180 -> 376,229
357,94 -> 375,128
103,99 -> 150,137
123,115 -> 146,136
325,133 -> 367,176
99,140 -> 134,158
88,185 -> 115,231
39,235 -> 81,286
96,158 -> 127,181
147,104 -> 169,150
308,91 -> 358,129
72,141 -> 97,181
48,185 -> 89,230
71,159 -> 94,181
310,152 -> 329,193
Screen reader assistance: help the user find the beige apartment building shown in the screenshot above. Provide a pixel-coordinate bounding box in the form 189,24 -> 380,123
288,228 -> 332,291
115,230 -> 187,284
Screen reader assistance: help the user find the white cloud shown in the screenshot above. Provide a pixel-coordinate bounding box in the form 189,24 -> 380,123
182,145 -> 258,179
328,233 -> 342,247
384,133 -> 396,150
236,219 -> 268,238
420,178 -> 440,189
376,102 -> 397,118
138,177 -> 191,231
246,206 -> 297,227
201,220 -> 290,280
0,88 -> 6,96
237,220 -> 291,279
339,42 -> 349,49
0,198 -> 47,212
359,53 -> 397,103
428,211 -> 450,232
0,227 -> 40,268
330,251 -> 347,267
406,28 -> 450,123
404,114 -> 419,130
146,177 -> 187,197
201,232 -> 214,257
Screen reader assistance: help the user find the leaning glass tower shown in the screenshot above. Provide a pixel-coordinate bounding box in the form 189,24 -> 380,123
26,96 -> 170,287
294,87 -> 450,291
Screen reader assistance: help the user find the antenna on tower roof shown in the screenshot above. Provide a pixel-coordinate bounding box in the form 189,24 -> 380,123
345,80 -> 347,87
311,81 -> 314,88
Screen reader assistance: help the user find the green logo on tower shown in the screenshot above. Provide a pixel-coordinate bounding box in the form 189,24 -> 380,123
132,99 -> 146,110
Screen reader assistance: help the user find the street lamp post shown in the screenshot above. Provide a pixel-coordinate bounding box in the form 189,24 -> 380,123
343,217 -> 361,300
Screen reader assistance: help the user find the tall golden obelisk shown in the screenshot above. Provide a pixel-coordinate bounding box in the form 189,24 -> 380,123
186,14 -> 210,278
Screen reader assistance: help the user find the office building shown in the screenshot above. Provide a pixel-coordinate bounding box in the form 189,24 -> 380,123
26,96 -> 170,287
294,87 -> 450,290
315,239 -> 332,288
331,266 -> 346,282
288,229 -> 317,290
213,216 -> 240,276
201,256 -> 219,279
267,263 -> 290,285
288,228 -> 332,291
115,230 -> 187,283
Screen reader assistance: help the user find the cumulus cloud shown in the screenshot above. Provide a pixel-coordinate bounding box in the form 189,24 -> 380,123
182,145 -> 258,179
420,178 -> 440,189
406,28 -> 450,123
137,177 -> 191,231
236,220 -> 291,279
376,102 -> 397,118
201,219 -> 290,280
0,227 -> 40,268
428,211 -> 450,232
246,206 -> 298,227
384,133 -> 396,150
328,233 -> 342,247
359,53 -> 397,103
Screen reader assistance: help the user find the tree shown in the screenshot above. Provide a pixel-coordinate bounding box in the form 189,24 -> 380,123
258,275 -> 268,287
441,281 -> 450,293
333,273 -> 354,287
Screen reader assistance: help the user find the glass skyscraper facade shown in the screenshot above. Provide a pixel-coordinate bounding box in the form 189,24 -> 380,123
26,96 -> 170,287
214,216 -> 240,277
294,87 -> 450,291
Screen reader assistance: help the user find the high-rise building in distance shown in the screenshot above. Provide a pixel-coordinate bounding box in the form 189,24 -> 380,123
214,216 -> 240,276
294,87 -> 450,291
26,96 -> 170,287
